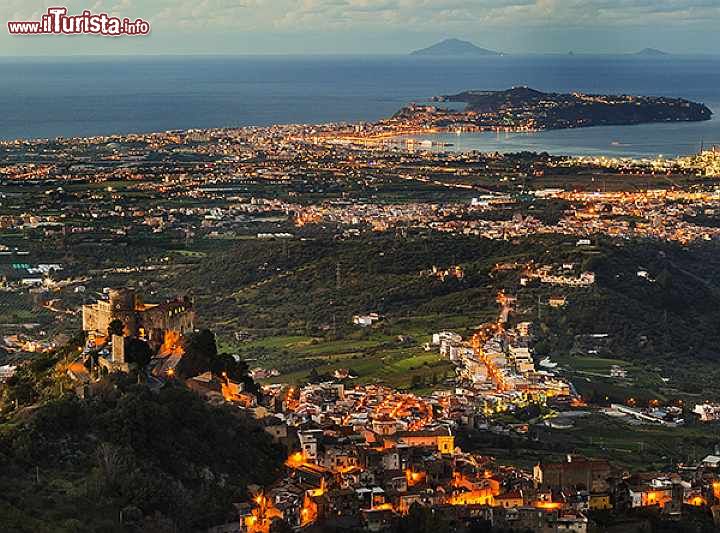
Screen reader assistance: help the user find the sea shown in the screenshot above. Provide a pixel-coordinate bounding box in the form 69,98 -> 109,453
1,54 -> 719,158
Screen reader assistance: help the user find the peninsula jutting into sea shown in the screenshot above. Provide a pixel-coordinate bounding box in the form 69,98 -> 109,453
314,86 -> 713,146
398,87 -> 712,132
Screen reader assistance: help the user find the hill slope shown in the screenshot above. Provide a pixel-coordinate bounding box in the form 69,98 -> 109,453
167,233 -> 720,398
0,355 -> 283,532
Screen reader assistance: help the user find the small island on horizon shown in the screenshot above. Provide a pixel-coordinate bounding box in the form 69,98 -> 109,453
392,86 -> 712,132
635,48 -> 669,56
410,40 -> 672,57
410,38 -> 501,56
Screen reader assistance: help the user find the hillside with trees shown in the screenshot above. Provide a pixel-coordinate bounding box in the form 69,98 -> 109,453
0,342 -> 283,532
168,232 -> 720,397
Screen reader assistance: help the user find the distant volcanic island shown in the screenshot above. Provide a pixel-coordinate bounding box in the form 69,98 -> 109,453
410,38 -> 501,56
392,86 -> 712,133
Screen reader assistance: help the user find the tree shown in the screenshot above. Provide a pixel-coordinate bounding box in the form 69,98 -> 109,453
124,338 -> 153,367
210,353 -> 246,382
211,354 -> 261,396
2,374 -> 37,407
396,503 -> 445,533
96,442 -> 127,493
410,375 -> 423,389
179,329 -> 217,378
656,268 -> 672,290
308,367 -> 320,383
108,318 -> 125,338
467,518 -> 493,533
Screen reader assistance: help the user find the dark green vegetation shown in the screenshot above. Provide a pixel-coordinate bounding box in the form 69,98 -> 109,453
589,507 -> 717,533
0,343 -> 283,533
439,87 -> 712,128
181,329 -> 261,395
179,234 -> 516,333
170,234 -> 516,388
242,331 -> 457,392
160,232 -> 720,399
7,204 -> 720,401
459,412 -> 720,470
532,238 -> 720,397
315,503 -> 718,533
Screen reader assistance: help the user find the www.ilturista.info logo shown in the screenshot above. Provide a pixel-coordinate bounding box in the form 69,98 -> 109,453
7,7 -> 150,36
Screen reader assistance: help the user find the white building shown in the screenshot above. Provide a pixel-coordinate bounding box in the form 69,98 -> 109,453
432,331 -> 463,346
353,313 -> 381,327
693,403 -> 720,422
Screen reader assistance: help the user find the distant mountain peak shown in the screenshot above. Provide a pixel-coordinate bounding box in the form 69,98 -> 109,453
636,48 -> 669,56
411,38 -> 500,56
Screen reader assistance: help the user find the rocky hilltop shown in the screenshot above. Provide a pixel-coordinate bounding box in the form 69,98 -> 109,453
417,86 -> 713,130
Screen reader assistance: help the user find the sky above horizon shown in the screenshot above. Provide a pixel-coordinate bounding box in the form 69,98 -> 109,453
2,0 -> 719,56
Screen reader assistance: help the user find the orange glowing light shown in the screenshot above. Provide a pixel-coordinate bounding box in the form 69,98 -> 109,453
286,451 -> 305,468
534,501 -> 562,511
689,496 -> 706,506
159,330 -> 183,356
449,490 -> 494,506
300,490 -> 320,526
372,503 -> 394,511
405,468 -> 426,487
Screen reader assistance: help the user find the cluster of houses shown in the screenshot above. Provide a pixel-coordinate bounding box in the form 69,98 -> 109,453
235,376 -> 720,532
241,380 -> 594,532
520,263 -> 596,288
225,288 -> 720,530
353,313 -> 382,328
2,333 -> 56,353
430,314 -> 571,414
0,364 -> 16,382
424,265 -> 465,282
604,403 -> 685,427
678,147 -> 720,177
693,403 -> 720,423
0,262 -> 65,290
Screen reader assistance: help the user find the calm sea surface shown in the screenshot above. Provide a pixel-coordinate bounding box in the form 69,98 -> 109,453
0,55 -> 718,157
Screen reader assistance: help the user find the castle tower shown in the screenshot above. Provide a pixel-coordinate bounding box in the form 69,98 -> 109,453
111,334 -> 126,364
108,288 -> 139,337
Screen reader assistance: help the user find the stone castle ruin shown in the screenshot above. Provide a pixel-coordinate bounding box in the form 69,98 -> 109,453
82,288 -> 194,353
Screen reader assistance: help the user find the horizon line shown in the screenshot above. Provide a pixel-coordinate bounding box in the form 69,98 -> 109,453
1,51 -> 720,59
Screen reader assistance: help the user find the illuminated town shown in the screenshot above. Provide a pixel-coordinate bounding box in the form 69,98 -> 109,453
2,109 -> 720,531
26,285 -> 720,532
3,0 -> 720,524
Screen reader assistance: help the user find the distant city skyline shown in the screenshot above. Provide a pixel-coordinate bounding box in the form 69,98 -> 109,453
1,0 -> 719,56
